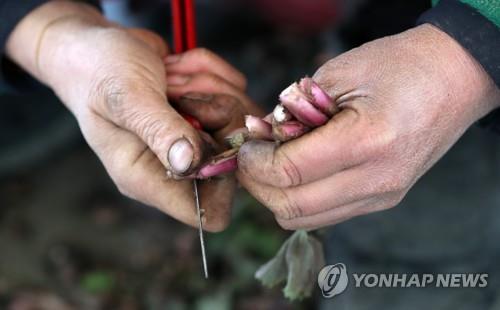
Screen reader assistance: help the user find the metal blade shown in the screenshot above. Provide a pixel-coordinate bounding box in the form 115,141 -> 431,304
193,179 -> 208,278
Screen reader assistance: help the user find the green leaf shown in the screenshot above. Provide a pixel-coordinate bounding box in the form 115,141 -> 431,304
195,290 -> 231,310
283,230 -> 316,300
80,271 -> 115,294
255,230 -> 326,301
254,235 -> 290,288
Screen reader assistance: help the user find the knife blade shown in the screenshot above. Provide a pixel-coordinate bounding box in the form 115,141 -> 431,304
193,179 -> 208,279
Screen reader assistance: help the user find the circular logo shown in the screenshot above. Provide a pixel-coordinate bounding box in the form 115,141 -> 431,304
317,263 -> 349,298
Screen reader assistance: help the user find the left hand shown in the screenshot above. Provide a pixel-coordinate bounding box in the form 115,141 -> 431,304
236,24 -> 500,230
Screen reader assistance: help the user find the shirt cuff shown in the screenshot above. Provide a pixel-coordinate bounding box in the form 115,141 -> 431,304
417,0 -> 500,132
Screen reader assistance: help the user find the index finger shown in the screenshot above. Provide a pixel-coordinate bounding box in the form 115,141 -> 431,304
165,48 -> 247,90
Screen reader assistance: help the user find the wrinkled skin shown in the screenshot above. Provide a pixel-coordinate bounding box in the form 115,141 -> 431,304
237,24 -> 500,230
6,2 -> 261,231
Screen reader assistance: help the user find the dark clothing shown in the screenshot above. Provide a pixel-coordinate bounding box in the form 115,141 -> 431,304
0,0 -> 99,92
418,0 -> 500,87
0,1 -> 46,91
0,1 -> 48,52
418,0 -> 500,132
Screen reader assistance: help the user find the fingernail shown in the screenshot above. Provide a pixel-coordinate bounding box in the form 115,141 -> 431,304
165,55 -> 181,64
167,75 -> 189,86
168,138 -> 194,174
181,92 -> 213,101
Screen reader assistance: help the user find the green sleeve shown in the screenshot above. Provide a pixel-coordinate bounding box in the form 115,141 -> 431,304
432,0 -> 500,27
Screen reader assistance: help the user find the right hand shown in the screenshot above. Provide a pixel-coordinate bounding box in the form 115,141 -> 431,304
236,24 -> 500,230
7,3 -> 254,231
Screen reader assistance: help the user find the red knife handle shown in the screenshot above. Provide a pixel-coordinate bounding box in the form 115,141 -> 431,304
180,112 -> 202,130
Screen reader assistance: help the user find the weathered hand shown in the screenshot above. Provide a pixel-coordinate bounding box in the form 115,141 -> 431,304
6,2 -> 256,231
237,24 -> 500,230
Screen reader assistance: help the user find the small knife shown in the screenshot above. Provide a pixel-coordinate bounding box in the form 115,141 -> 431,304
193,179 -> 208,278
171,0 -> 207,278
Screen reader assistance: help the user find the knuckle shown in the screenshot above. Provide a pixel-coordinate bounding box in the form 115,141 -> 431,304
122,107 -> 172,153
273,149 -> 302,187
91,74 -> 127,117
202,72 -> 224,87
370,172 -> 408,198
357,167 -> 411,203
389,177 -> 409,194
195,47 -> 213,61
377,192 -> 406,211
266,189 -> 302,221
312,58 -> 347,88
276,218 -> 298,231
388,192 -> 405,207
213,93 -> 241,111
134,114 -> 167,151
382,170 -> 412,194
106,154 -> 137,200
90,61 -> 164,123
192,48 -> 246,89
359,123 -> 397,159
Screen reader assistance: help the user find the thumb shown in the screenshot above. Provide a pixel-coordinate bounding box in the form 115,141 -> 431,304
238,108 -> 366,187
97,84 -> 207,175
